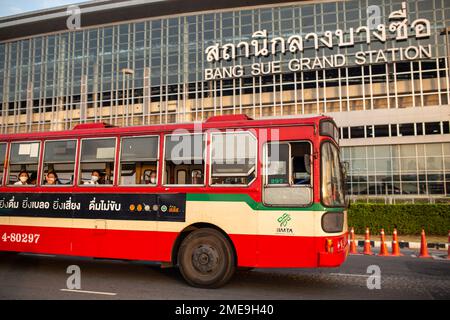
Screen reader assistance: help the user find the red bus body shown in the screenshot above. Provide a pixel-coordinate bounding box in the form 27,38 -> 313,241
0,115 -> 348,269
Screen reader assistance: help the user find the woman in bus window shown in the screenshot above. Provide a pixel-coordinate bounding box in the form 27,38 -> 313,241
44,171 -> 60,185
14,170 -> 30,185
85,170 -> 103,185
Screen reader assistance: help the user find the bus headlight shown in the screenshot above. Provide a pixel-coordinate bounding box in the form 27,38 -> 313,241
321,212 -> 344,233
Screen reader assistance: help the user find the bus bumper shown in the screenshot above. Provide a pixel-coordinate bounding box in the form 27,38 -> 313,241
317,234 -> 349,267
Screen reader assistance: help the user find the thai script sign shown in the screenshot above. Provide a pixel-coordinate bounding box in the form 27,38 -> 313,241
205,2 -> 432,80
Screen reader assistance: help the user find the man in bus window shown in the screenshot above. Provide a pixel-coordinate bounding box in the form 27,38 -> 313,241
14,170 -> 30,185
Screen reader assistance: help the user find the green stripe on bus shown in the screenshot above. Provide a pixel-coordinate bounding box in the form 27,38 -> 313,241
186,193 -> 343,212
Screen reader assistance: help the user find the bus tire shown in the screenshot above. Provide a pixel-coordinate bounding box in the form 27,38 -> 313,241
177,228 -> 235,289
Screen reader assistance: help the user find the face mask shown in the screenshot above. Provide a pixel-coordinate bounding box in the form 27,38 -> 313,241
19,177 -> 28,183
150,177 -> 156,184
91,176 -> 99,182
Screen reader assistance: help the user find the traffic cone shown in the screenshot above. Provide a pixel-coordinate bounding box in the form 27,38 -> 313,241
363,227 -> 373,255
418,229 -> 431,258
349,227 -> 358,254
378,228 -> 389,256
391,228 -> 403,256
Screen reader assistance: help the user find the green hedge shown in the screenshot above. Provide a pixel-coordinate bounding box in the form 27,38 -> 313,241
347,204 -> 450,236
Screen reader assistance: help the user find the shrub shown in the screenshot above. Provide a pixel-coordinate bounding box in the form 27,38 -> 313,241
347,204 -> 450,236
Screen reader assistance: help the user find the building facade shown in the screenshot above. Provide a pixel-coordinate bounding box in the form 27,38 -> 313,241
0,0 -> 449,202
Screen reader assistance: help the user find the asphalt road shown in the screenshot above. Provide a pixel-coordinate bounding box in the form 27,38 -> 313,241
0,249 -> 449,300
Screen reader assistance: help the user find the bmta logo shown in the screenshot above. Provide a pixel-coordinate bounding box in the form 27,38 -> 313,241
276,213 -> 293,234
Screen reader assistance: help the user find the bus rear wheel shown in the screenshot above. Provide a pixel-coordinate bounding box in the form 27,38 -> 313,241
177,228 -> 235,289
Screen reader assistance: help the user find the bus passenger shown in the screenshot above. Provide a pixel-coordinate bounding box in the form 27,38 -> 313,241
85,170 -> 102,185
14,170 -> 30,185
44,171 -> 59,185
148,171 -> 157,184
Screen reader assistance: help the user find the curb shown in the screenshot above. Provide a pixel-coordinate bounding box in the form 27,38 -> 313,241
356,240 -> 448,250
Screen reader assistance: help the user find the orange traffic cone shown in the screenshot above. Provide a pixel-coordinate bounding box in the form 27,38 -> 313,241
418,229 -> 432,258
378,228 -> 389,256
363,227 -> 373,255
391,228 -> 403,256
349,227 -> 358,254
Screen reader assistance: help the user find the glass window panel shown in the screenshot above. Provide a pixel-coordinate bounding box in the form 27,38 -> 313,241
425,122 -> 441,135
374,145 -> 390,158
165,134 -> 205,162
44,140 -> 77,163
401,158 -> 417,172
399,123 -> 415,136
374,125 -> 389,137
426,157 -> 443,170
0,143 -> 6,165
351,146 -> 366,158
121,136 -> 159,161
10,142 -> 40,164
211,132 -> 257,185
81,138 -> 116,162
400,145 -> 416,157
426,144 -> 442,157
350,126 -> 364,138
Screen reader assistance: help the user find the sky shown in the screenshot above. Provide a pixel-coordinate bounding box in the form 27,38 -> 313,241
0,0 -> 85,18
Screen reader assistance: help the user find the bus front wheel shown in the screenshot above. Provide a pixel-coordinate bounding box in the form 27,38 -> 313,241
177,228 -> 236,289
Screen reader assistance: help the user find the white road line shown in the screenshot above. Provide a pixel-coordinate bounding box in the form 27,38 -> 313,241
60,289 -> 117,296
329,273 -> 370,278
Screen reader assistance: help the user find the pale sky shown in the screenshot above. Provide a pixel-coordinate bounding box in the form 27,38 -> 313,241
0,0 -> 86,18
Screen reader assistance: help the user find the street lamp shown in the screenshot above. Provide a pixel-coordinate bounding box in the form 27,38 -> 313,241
120,68 -> 134,126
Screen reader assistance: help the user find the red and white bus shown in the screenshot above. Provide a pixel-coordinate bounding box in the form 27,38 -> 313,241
0,114 -> 348,288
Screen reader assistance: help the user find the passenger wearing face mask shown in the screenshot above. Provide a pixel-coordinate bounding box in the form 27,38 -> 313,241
85,170 -> 103,185
14,170 -> 30,185
44,171 -> 59,185
148,171 -> 157,185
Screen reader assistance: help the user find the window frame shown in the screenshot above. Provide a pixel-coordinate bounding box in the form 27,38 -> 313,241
7,140 -> 41,187
320,140 -> 346,208
162,132 -> 206,187
0,142 -> 7,186
209,131 -> 258,188
78,137 -> 118,187
118,134 -> 160,187
263,140 -> 314,188
41,139 -> 78,187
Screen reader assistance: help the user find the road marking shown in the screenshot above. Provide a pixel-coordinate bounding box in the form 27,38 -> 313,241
60,289 -> 117,296
329,273 -> 370,278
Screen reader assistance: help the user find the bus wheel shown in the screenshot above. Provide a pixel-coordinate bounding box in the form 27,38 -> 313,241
178,228 -> 235,289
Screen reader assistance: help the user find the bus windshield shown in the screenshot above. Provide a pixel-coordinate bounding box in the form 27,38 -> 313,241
321,142 -> 345,207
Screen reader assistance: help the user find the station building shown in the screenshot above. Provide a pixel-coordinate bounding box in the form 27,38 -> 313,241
0,0 -> 449,202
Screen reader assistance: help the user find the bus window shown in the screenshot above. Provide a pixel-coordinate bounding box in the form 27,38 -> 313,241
42,140 -> 77,186
120,136 -> 159,185
164,134 -> 205,185
266,143 -> 290,185
0,143 -> 6,185
211,132 -> 256,186
264,141 -> 313,206
8,141 -> 40,186
80,138 -> 116,185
